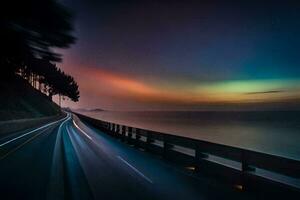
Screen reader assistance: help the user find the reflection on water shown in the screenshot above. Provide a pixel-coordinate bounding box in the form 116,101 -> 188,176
80,111 -> 300,160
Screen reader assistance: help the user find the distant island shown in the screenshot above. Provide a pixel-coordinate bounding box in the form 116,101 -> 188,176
90,108 -> 105,112
72,108 -> 105,113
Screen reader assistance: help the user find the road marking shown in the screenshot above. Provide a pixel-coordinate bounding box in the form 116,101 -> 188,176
0,115 -> 71,160
47,116 -> 71,199
59,115 -> 71,133
72,120 -> 92,140
0,126 -> 52,160
0,114 -> 69,147
117,156 -> 153,184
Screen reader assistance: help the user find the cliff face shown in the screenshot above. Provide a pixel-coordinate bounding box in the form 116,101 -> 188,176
0,77 -> 60,121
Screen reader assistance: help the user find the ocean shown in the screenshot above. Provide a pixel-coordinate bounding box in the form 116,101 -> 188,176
79,110 -> 300,160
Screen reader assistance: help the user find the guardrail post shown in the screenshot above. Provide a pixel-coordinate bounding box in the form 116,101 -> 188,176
121,126 -> 126,141
242,151 -> 255,172
195,145 -> 208,172
109,123 -> 114,134
127,127 -> 133,144
100,121 -> 103,128
146,131 -> 153,151
112,123 -> 115,135
135,128 -> 141,148
113,123 -> 117,136
116,124 -> 120,138
163,135 -> 172,159
241,150 -> 255,191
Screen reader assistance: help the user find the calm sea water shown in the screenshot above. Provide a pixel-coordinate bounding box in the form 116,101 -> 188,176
80,111 -> 300,160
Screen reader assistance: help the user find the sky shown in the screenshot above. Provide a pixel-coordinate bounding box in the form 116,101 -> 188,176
57,0 -> 300,111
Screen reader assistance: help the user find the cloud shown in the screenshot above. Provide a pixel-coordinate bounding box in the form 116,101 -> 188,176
245,90 -> 284,95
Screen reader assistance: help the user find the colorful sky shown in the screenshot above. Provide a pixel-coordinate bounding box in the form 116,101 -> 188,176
57,0 -> 300,111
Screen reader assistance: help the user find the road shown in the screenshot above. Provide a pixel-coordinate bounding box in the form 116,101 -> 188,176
0,113 -> 251,200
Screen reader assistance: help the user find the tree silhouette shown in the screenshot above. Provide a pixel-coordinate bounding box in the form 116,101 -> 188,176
1,0 -> 75,68
1,0 -> 79,103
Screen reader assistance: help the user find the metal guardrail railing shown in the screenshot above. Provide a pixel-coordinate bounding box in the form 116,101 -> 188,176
75,113 -> 300,194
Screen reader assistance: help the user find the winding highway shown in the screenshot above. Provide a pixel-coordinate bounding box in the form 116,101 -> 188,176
0,113 -> 251,200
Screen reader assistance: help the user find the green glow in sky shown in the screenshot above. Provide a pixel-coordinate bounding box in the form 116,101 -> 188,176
199,79 -> 300,94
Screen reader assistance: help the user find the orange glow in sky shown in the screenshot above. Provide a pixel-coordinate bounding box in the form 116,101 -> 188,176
59,64 -> 300,111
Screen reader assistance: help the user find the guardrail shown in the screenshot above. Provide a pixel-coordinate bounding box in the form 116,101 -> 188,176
75,113 -> 300,194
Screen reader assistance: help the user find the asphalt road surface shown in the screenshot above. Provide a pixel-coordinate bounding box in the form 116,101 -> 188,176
0,113 -> 251,200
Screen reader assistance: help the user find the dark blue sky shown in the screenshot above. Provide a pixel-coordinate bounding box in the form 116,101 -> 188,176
59,0 -> 300,110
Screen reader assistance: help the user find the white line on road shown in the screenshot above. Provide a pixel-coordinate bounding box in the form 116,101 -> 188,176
117,156 -> 153,184
0,114 -> 69,147
0,126 -> 53,160
72,120 -> 92,140
58,114 -> 71,134
47,115 -> 71,199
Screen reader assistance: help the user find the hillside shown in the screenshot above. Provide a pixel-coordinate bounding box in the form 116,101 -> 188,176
0,77 -> 61,121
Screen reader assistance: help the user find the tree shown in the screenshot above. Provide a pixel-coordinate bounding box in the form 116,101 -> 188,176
0,0 -> 80,104
1,0 -> 76,77
36,61 -> 80,103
